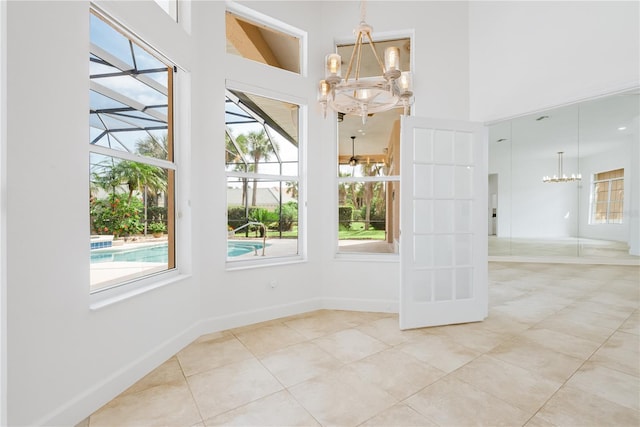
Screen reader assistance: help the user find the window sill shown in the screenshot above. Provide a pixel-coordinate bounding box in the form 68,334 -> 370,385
334,252 -> 400,263
225,255 -> 306,271
90,270 -> 191,310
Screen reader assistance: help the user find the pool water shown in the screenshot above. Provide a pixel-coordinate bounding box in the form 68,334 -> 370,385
91,243 -> 168,263
90,241 -> 267,263
227,241 -> 267,257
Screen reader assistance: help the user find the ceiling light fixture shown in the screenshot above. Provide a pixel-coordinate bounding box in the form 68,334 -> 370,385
542,151 -> 581,183
349,136 -> 358,166
318,1 -> 414,124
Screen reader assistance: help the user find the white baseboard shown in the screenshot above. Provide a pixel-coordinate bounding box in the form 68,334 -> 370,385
198,298 -> 323,333
321,297 -> 398,313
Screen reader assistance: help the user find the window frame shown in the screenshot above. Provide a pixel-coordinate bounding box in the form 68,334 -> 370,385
224,83 -> 306,269
225,1 -> 307,77
89,8 -> 179,295
590,168 -> 624,225
334,31 -> 413,258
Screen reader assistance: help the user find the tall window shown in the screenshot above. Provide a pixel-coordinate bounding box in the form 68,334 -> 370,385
591,168 -> 624,224
225,89 -> 300,263
89,11 -> 176,292
224,5 -> 305,265
336,37 -> 411,254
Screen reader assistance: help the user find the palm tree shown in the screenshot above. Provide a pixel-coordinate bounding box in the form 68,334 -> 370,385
285,181 -> 298,199
111,161 -> 167,204
237,130 -> 278,207
136,133 -> 169,160
360,162 -> 383,230
226,133 -> 250,206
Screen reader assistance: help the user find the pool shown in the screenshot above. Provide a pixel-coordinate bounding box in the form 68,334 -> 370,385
91,243 -> 168,263
90,241 -> 267,263
227,241 -> 268,257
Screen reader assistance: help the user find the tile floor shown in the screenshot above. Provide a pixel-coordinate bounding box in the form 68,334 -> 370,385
83,262 -> 640,426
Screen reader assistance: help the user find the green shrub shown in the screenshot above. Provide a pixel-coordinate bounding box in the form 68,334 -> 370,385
148,222 -> 167,233
91,193 -> 144,238
227,206 -> 248,231
338,206 -> 353,230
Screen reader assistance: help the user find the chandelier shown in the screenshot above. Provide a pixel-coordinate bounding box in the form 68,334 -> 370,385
317,2 -> 414,124
542,151 -> 582,183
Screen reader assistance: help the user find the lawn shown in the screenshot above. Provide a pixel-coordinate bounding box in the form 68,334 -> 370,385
338,222 -> 385,240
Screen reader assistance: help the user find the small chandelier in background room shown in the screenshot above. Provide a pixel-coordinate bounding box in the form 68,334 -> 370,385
542,151 -> 582,183
318,1 -> 414,124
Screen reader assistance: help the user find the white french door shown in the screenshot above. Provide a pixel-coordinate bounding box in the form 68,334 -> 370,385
399,116 -> 488,330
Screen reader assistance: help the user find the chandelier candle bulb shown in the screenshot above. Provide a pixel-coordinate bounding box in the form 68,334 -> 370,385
384,46 -> 401,79
318,80 -> 330,101
399,71 -> 413,95
325,53 -> 342,84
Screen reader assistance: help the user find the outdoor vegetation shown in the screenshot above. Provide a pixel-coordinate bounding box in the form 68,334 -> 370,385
338,167 -> 387,240
226,129 -> 299,239
90,135 -> 169,239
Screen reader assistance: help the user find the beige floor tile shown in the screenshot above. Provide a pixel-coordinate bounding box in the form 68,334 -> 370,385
619,310 -> 640,335
523,414 -> 557,427
590,331 -> 640,377
491,301 -> 560,324
203,390 -> 319,426
476,311 -> 532,334
259,341 -> 343,387
90,380 -> 201,427
312,328 -> 388,363
451,354 -> 562,413
360,403 -> 438,427
489,337 -> 584,382
346,348 -> 446,400
186,358 -> 283,420
177,335 -> 254,377
396,333 -> 480,373
233,323 -> 307,356
356,316 -> 425,346
283,310 -> 360,339
536,385 -> 640,426
565,361 -> 640,411
532,316 -> 615,343
405,376 -> 531,427
519,327 -> 601,359
122,356 -> 185,395
288,366 -> 397,427
552,305 -> 629,330
570,300 -> 636,319
423,321 -> 509,353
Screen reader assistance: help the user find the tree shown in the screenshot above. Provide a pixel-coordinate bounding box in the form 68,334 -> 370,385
285,181 -> 298,199
136,133 -> 169,160
226,133 -> 249,206
111,161 -> 167,204
236,130 -> 278,207
360,162 -> 383,230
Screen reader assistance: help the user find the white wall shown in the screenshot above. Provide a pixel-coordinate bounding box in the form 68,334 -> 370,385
5,2 -> 198,425
0,0 -> 7,425
469,1 -> 640,122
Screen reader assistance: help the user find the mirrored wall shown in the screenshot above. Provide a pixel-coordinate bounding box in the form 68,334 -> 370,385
488,89 -> 639,263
